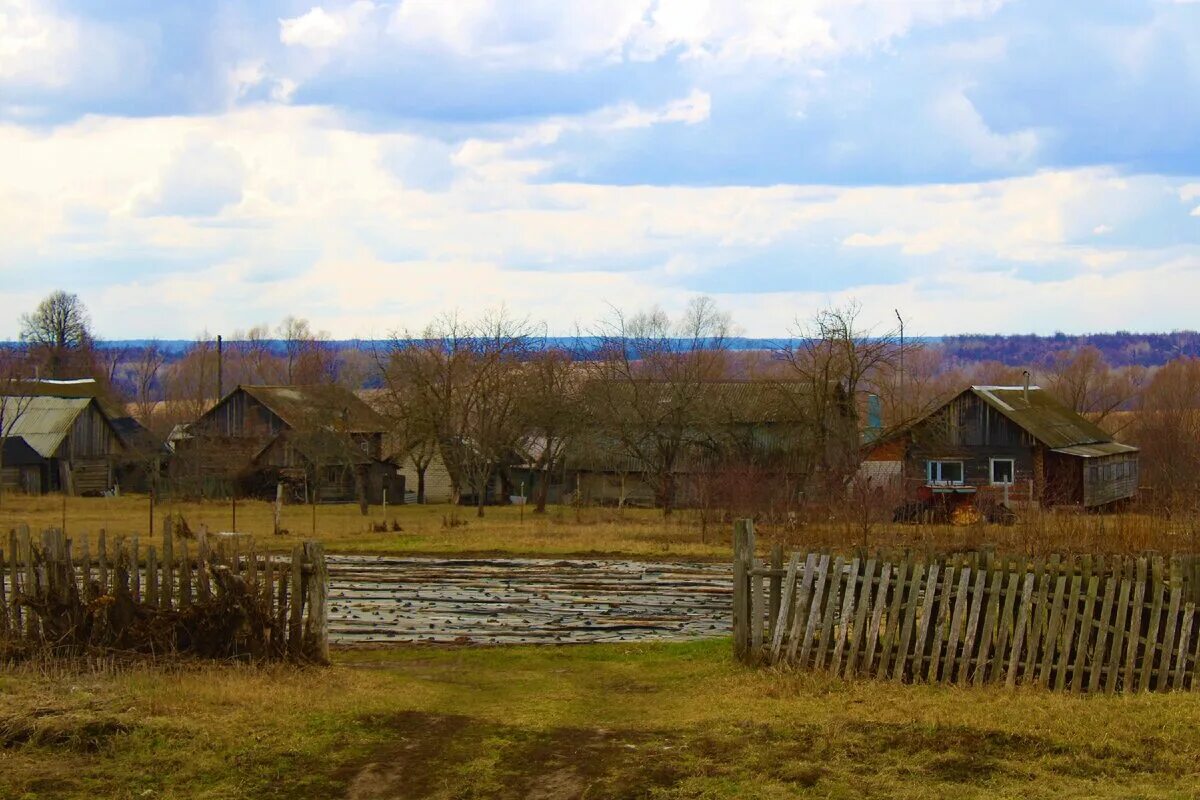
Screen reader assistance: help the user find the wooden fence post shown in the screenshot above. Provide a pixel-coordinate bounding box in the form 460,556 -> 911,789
303,541 -> 329,663
732,519 -> 755,662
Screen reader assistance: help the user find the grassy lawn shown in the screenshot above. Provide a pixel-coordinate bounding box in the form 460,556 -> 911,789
2,639 -> 1198,799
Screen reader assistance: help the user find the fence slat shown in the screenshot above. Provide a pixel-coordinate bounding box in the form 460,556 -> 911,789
943,568 -> 972,681
731,520 -> 753,660
1039,575 -> 1069,688
814,556 -> 845,671
974,571 -> 1006,686
1172,604 -> 1194,691
893,562 -> 925,682
1159,578 -> 1183,693
1138,558 -> 1166,693
927,564 -> 954,682
767,543 -> 783,645
831,557 -> 861,675
1089,574 -> 1118,694
877,557 -> 910,680
864,562 -> 891,675
957,569 -> 988,684
910,563 -> 940,682
769,553 -> 802,663
1071,575 -> 1100,693
1055,574 -> 1083,691
1006,572 -> 1037,688
845,557 -> 877,678
797,554 -> 831,669
785,553 -> 818,665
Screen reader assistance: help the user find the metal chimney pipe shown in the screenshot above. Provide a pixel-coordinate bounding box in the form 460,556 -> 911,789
1022,370 -> 1030,404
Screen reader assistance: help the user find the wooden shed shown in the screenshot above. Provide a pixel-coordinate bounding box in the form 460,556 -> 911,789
0,395 -> 125,495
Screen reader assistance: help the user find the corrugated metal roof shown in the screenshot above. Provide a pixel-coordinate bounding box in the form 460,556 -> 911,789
1050,442 -> 1139,458
0,396 -> 91,457
968,386 -> 1128,450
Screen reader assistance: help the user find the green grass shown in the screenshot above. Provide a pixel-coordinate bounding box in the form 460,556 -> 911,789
3,640 -> 1199,798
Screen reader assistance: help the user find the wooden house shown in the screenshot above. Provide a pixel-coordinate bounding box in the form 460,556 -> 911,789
185,385 -> 400,504
0,395 -> 125,495
872,383 -> 1138,509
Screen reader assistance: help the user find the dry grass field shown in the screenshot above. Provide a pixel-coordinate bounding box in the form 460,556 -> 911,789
3,640 -> 1200,799
2,492 -> 1197,562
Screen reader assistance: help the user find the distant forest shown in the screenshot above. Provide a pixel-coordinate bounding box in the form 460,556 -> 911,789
94,332 -> 1200,369
938,332 -> 1200,368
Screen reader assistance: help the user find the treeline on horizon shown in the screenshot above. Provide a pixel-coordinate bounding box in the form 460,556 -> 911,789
16,331 -> 1200,370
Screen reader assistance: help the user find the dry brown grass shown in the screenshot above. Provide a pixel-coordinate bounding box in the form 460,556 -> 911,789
2,492 -> 1197,561
2,641 -> 1200,799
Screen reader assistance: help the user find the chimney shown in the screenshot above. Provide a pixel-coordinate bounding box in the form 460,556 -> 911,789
1022,370 -> 1030,404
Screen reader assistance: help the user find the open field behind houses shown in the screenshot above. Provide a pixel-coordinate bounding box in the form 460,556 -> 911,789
2,493 -> 1198,562
2,639 -> 1200,799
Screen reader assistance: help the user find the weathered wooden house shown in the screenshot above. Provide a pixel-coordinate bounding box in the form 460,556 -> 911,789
185,385 -> 401,504
526,381 -> 813,508
870,383 -> 1138,509
0,395 -> 126,495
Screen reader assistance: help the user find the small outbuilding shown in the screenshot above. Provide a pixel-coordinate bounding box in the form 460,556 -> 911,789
0,395 -> 126,495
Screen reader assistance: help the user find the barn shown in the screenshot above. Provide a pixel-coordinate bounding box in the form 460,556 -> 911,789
184,385 -> 401,504
0,395 -> 126,495
875,383 -> 1138,510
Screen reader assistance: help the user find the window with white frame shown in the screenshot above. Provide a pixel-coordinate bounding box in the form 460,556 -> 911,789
926,460 -> 964,484
990,458 -> 1015,485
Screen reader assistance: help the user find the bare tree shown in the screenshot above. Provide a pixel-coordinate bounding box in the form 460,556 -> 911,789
1039,345 -> 1145,422
383,310 -> 532,515
130,341 -> 167,427
584,297 -> 733,515
277,316 -> 337,384
775,303 -> 900,503
20,290 -> 95,379
1130,357 -> 1200,515
519,345 -> 578,513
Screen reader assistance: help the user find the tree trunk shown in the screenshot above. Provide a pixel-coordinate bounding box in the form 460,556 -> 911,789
534,470 -> 550,513
355,467 -> 369,516
416,467 -> 426,504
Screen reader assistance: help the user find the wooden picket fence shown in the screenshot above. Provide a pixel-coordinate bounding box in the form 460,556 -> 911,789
1,522 -> 329,663
732,520 -> 1200,693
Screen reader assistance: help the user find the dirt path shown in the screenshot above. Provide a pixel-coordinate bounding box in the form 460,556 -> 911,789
327,556 -> 732,645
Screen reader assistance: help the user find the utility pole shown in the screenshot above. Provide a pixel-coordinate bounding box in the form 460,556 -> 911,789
894,309 -> 905,422
216,334 -> 224,400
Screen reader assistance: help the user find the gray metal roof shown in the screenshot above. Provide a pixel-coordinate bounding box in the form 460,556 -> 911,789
1050,442 -> 1139,458
0,396 -> 91,457
969,386 -> 1132,450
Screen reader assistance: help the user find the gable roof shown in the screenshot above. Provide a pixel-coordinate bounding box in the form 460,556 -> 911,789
968,385 -> 1122,450
230,385 -> 386,433
0,396 -> 94,457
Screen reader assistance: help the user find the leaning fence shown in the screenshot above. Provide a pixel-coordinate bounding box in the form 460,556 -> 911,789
732,520 -> 1200,693
1,523 -> 328,663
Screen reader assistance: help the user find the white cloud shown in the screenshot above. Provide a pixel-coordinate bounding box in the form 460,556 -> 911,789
609,89 -> 711,128
280,2 -> 376,49
379,0 -> 1009,70
0,106 -> 1195,338
134,139 -> 248,217
0,0 -> 80,86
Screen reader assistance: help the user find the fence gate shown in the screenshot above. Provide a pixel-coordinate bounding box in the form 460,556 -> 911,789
732,519 -> 1200,693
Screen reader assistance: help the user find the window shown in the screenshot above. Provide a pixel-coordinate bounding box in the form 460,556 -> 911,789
990,458 -> 1014,485
926,460 -> 964,484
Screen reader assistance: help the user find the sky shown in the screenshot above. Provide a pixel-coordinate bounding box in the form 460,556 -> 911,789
1,0 -> 1198,340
